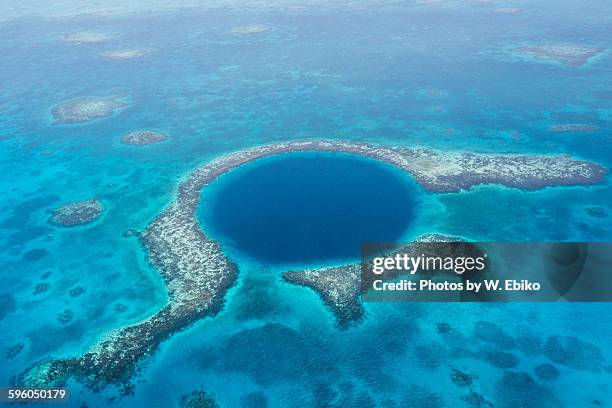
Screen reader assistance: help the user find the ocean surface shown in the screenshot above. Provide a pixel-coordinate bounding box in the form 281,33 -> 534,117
0,1 -> 611,407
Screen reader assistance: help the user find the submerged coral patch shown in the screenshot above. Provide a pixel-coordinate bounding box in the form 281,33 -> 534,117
69,286 -> 86,297
33,283 -> 50,295
495,371 -> 560,408
6,343 -> 25,359
585,206 -> 608,219
49,199 -> 103,227
415,343 -> 445,369
495,7 -> 522,14
121,130 -> 168,146
61,31 -> 114,44
437,322 -> 452,334
534,364 -> 560,381
0,294 -> 16,321
52,97 -> 127,124
543,335 -> 604,372
228,25 -> 271,35
216,323 -> 328,385
514,44 -> 604,67
400,385 -> 444,408
179,390 -> 219,408
515,335 -> 543,356
450,368 -> 475,388
551,124 -> 598,133
473,320 -> 515,349
479,350 -> 519,369
56,309 -> 74,325
240,391 -> 268,408
22,248 -> 48,262
100,49 -> 148,60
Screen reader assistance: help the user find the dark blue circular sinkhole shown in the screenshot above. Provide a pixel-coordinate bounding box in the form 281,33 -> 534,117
199,152 -> 419,266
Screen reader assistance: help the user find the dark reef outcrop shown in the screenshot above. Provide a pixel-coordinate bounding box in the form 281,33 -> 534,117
6,343 -> 25,359
179,390 -> 219,408
69,286 -> 86,297
473,320 -> 515,349
33,282 -> 50,295
56,309 -> 74,325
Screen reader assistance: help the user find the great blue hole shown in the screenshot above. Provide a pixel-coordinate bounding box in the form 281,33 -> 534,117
198,152 -> 419,266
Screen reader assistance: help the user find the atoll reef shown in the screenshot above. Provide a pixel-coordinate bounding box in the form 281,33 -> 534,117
20,140 -> 606,389
60,31 -> 114,44
100,49 -> 147,60
228,25 -> 271,35
49,199 -> 103,227
178,140 -> 604,195
52,97 -> 127,124
514,44 -> 604,67
121,130 -> 168,146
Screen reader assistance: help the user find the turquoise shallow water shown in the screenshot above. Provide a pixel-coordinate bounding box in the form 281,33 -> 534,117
0,1 -> 611,407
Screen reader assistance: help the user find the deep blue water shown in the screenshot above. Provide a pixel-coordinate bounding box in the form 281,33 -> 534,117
201,152 -> 419,266
0,1 -> 611,407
